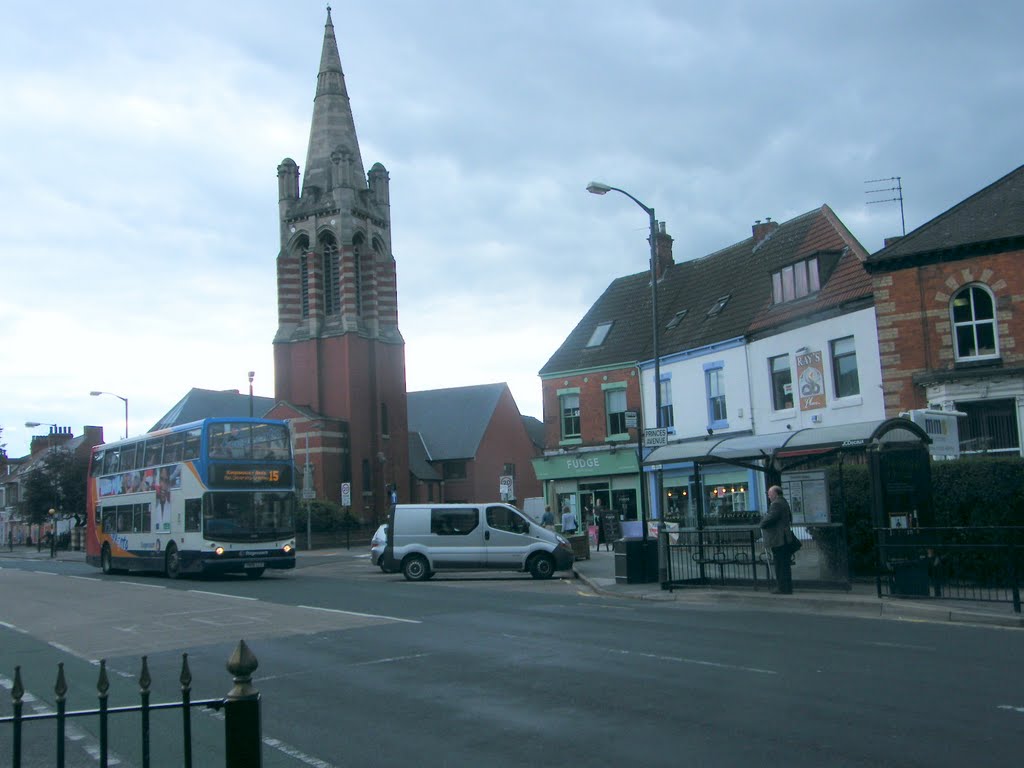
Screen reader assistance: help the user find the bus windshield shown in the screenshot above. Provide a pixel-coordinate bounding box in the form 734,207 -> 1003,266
204,491 -> 295,542
208,422 -> 291,461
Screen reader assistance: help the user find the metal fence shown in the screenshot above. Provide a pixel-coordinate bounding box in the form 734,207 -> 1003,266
661,524 -> 851,591
1,639 -> 263,768
876,526 -> 1023,612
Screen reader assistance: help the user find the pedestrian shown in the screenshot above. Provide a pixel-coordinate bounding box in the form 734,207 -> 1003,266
560,505 -> 578,535
541,506 -> 555,529
7,529 -> 12,552
760,485 -> 794,594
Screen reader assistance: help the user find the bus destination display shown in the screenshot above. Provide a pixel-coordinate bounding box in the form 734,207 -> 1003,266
210,464 -> 292,488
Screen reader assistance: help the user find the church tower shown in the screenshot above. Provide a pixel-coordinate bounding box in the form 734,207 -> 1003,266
273,8 -> 408,524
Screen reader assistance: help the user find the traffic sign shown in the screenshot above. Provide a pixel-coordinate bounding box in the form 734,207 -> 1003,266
625,411 -> 638,429
341,482 -> 351,506
302,488 -> 316,500
499,475 -> 514,498
643,428 -> 668,447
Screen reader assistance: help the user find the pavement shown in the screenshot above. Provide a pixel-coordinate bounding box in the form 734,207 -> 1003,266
571,548 -> 1024,628
5,545 -> 1022,628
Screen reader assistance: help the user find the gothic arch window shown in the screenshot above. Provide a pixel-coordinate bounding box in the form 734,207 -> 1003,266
321,236 -> 340,316
296,241 -> 310,319
951,284 -> 998,361
352,234 -> 365,317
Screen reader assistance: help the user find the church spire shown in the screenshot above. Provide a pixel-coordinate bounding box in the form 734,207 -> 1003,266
302,6 -> 365,197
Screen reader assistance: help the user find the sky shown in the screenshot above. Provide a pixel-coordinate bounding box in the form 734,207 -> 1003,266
2,0 -> 1022,459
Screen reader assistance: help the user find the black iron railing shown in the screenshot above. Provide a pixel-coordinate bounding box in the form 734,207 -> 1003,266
2,639 -> 263,768
876,526 -> 1023,612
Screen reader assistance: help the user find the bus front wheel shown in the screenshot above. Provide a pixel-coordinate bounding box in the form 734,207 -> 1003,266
165,543 -> 182,580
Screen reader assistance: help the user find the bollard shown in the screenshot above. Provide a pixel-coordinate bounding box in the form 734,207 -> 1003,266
224,640 -> 261,768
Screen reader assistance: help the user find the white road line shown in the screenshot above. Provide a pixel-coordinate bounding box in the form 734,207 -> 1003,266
998,704 -> 1024,714
298,604 -> 422,624
69,574 -> 99,581
188,590 -> 258,600
263,737 -> 338,767
608,648 -> 777,675
48,642 -> 78,656
866,641 -> 935,651
31,570 -> 58,576
0,620 -> 28,633
116,580 -> 166,589
354,653 -> 431,666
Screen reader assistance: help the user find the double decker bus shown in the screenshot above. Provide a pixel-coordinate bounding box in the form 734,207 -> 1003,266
86,418 -> 297,578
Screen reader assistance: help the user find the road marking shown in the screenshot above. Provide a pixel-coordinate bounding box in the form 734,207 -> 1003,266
865,640 -> 935,651
31,570 -> 58,576
998,704 -> 1024,714
298,604 -> 422,624
354,653 -> 431,666
608,648 -> 777,675
48,642 -> 77,656
263,738 -> 338,767
116,580 -> 166,589
0,620 -> 28,633
69,575 -> 99,581
188,589 -> 258,600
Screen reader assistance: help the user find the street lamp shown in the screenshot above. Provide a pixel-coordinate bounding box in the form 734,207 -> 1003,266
587,181 -> 662,548
247,371 -> 255,418
90,391 -> 129,440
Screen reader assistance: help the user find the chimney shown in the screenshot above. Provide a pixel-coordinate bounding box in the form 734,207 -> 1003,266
650,221 -> 674,280
752,217 -> 779,246
883,236 -> 904,248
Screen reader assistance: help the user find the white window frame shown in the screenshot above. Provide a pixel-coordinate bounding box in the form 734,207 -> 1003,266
951,284 -> 999,362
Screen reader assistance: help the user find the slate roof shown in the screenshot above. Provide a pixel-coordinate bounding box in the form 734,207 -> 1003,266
865,164 -> 1024,270
408,431 -> 442,481
150,388 -> 277,431
540,206 -> 870,374
406,383 -> 507,460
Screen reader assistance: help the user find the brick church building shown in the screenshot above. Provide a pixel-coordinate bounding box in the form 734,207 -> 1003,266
267,8 -> 410,523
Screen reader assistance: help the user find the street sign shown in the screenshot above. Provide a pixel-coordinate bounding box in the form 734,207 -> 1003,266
625,410 -> 638,429
302,488 -> 316,500
341,482 -> 351,506
643,428 -> 668,447
499,475 -> 514,498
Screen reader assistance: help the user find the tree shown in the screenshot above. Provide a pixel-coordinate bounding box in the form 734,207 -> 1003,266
20,448 -> 89,528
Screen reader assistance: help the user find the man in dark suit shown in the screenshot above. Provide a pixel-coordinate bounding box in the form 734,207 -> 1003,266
760,485 -> 794,594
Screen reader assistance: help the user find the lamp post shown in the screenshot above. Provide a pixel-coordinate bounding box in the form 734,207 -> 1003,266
89,391 -> 129,439
247,371 -> 255,418
24,422 -> 57,551
587,181 -> 661,548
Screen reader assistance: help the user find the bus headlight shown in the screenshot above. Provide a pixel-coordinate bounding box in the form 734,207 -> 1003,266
214,547 -> 225,556
282,544 -> 294,554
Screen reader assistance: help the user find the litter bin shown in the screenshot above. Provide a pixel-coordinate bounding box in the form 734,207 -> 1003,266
614,538 -> 659,584
891,559 -> 930,596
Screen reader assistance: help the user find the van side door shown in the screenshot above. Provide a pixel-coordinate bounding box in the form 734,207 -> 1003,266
429,506 -> 485,569
484,505 -> 535,568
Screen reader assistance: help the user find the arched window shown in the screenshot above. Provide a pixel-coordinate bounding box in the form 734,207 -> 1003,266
299,253 -> 310,319
951,284 -> 998,361
352,234 -> 364,317
321,236 -> 340,315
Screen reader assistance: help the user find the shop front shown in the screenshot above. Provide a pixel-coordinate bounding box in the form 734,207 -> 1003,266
532,449 -> 641,553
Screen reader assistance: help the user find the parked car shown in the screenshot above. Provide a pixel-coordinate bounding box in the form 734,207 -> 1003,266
382,503 -> 574,581
370,523 -> 389,571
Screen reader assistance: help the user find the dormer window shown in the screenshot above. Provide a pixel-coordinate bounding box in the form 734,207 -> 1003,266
772,257 -> 820,304
586,321 -> 613,348
707,295 -> 731,317
666,309 -> 688,329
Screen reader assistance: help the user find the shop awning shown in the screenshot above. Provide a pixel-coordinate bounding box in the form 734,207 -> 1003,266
644,418 -> 930,469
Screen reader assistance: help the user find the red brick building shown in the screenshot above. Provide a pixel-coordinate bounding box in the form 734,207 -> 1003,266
270,9 -> 409,521
865,164 -> 1024,455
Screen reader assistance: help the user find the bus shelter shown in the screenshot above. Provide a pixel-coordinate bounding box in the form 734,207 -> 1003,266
643,418 -> 933,589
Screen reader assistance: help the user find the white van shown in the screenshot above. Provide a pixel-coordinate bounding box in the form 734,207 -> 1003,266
382,503 -> 575,581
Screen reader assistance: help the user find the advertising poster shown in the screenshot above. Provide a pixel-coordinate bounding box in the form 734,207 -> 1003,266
795,350 -> 826,410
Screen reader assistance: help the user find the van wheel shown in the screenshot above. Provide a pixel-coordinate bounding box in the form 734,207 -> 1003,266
529,553 -> 555,580
402,555 -> 430,582
101,544 -> 115,575
165,543 -> 182,580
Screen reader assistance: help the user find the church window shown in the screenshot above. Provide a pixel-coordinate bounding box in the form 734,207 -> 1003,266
299,253 -> 310,319
322,237 -> 340,315
353,235 -> 364,317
